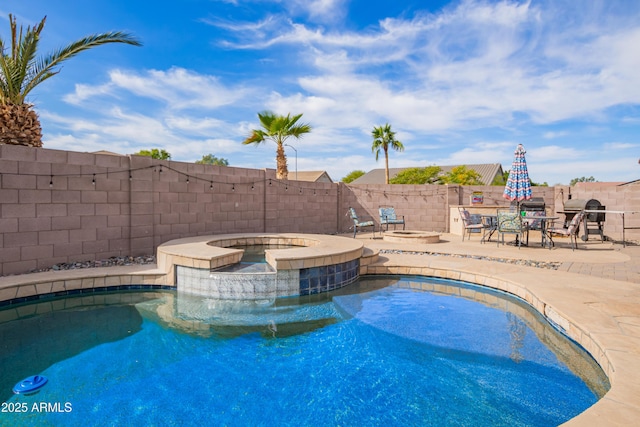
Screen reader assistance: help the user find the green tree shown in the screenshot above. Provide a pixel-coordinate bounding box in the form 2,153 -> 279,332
390,166 -> 442,184
342,170 -> 365,183
570,176 -> 596,186
133,148 -> 171,160
441,165 -> 483,185
242,111 -> 311,180
491,171 -> 507,186
0,14 -> 141,147
371,123 -> 404,184
196,154 -> 229,166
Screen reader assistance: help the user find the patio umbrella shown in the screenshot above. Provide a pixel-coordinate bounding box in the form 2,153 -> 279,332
503,144 -> 532,205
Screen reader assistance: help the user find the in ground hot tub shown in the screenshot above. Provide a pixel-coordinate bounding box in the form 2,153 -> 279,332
157,234 -> 364,300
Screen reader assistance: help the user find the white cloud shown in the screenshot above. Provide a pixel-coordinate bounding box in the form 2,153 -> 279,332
527,145 -> 580,162
542,131 -> 568,139
64,67 -> 251,111
603,142 -> 638,150
286,0 -> 348,24
213,0 -> 640,131
33,0 -> 640,184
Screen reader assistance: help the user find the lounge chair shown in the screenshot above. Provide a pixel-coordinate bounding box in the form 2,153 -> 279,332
347,207 -> 376,238
378,206 -> 405,232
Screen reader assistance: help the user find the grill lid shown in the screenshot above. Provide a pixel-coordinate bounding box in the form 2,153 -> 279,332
563,199 -> 588,211
563,198 -> 605,222
563,198 -> 602,211
518,197 -> 546,211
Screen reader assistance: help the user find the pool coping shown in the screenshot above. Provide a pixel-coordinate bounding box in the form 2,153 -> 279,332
0,236 -> 638,425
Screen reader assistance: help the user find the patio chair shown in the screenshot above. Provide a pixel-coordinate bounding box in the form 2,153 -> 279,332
378,206 -> 405,232
523,210 -> 546,231
548,210 -> 585,251
347,207 -> 376,238
496,209 -> 529,248
458,208 -> 486,242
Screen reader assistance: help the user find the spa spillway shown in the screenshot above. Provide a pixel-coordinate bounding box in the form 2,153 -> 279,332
157,234 -> 364,300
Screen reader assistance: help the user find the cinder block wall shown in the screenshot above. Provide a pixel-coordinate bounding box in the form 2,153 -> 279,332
1,145 -> 638,276
0,145 -> 340,276
558,184 -> 640,241
339,184 -> 453,233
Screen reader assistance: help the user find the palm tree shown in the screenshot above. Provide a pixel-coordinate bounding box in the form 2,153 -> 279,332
242,111 -> 312,180
372,123 -> 404,184
0,14 -> 141,147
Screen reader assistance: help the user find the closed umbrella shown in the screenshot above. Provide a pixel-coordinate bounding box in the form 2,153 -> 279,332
503,144 -> 532,205
502,144 -> 532,246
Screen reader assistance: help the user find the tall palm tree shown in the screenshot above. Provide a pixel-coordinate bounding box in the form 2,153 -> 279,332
0,14 -> 141,147
372,123 -> 404,184
242,111 -> 312,180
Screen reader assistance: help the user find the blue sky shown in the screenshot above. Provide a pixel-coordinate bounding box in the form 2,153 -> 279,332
2,0 -> 639,185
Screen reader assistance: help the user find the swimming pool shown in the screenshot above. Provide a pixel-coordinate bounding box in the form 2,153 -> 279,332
0,276 -> 609,426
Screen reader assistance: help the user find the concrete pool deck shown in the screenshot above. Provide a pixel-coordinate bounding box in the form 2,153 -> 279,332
0,232 -> 638,425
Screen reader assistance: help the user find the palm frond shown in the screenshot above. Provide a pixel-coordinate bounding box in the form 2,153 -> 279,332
22,31 -> 141,99
242,130 -> 266,145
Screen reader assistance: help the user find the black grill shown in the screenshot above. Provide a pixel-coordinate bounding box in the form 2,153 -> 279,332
517,197 -> 546,212
562,198 -> 605,241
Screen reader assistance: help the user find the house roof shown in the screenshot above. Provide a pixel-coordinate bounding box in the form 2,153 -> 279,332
351,164 -> 503,185
290,170 -> 334,183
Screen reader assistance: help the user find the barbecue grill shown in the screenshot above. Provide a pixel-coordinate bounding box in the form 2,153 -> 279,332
561,198 -> 605,241
517,197 -> 546,212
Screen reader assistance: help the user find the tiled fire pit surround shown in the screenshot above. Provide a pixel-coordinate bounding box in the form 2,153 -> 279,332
383,230 -> 441,244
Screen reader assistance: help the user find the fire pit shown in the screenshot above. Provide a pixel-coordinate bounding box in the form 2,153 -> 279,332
383,230 -> 441,244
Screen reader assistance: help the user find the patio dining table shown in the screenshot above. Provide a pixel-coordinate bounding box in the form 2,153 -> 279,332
524,214 -> 559,249
480,214 -> 498,243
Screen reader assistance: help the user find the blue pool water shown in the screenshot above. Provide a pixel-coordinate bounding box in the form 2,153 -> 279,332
0,276 -> 609,426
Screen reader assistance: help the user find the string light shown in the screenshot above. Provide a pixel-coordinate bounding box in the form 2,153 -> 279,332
2,163 -> 350,199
